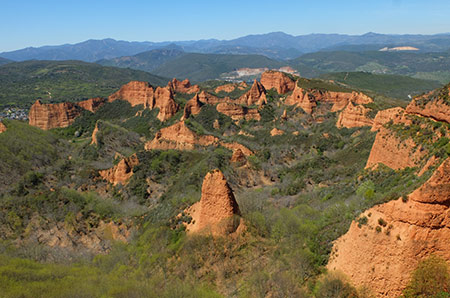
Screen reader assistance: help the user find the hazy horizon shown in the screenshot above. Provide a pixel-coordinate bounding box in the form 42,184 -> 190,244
2,0 -> 450,52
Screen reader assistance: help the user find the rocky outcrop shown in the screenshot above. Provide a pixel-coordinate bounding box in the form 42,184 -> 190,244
315,90 -> 373,112
153,87 -> 179,121
145,121 -> 218,151
220,142 -> 253,156
0,121 -> 6,133
336,102 -> 374,128
328,157 -> 450,297
260,70 -> 295,94
406,98 -> 450,124
216,102 -> 260,121
365,127 -> 426,170
215,84 -> 236,93
108,81 -> 155,107
284,83 -> 316,114
182,93 -> 203,120
108,81 -> 179,121
270,128 -> 284,136
371,107 -> 407,131
91,122 -> 99,145
29,100 -> 83,130
197,90 -> 225,105
99,154 -> 139,186
230,148 -> 246,164
167,78 -> 200,94
77,97 -> 106,113
285,84 -> 373,116
238,80 -> 267,106
185,169 -> 243,236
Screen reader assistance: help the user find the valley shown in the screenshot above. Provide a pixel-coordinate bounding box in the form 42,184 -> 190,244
1,64 -> 450,296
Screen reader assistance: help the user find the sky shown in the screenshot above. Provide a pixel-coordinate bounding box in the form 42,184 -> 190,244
1,0 -> 450,52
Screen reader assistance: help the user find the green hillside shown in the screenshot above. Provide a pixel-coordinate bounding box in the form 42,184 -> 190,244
153,53 -> 286,82
319,71 -> 442,99
290,51 -> 450,84
0,57 -> 11,66
97,47 -> 185,72
0,60 -> 170,108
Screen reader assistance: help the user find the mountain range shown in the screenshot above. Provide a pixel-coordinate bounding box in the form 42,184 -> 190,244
2,32 -> 450,62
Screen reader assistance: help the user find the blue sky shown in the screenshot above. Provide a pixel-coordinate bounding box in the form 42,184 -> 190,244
1,0 -> 450,52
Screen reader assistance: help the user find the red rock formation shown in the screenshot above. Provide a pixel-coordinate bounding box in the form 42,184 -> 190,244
108,81 -> 154,107
365,127 -> 426,170
91,122 -> 99,145
238,81 -> 248,90
220,142 -> 253,156
99,154 -> 139,186
230,148 -> 246,164
285,83 -> 316,114
238,80 -> 267,106
153,87 -> 179,121
29,100 -> 83,130
108,81 -> 179,121
167,78 -> 200,94
216,102 -> 261,121
215,84 -> 236,93
270,128 -> 284,136
328,157 -> 450,297
284,83 -> 373,116
182,93 -> 203,120
197,90 -> 226,105
77,97 -> 106,113
406,98 -> 450,123
371,107 -> 407,131
144,121 -> 218,151
336,102 -> 374,128
185,169 -> 243,236
315,90 -> 373,112
260,70 -> 295,94
0,121 -> 6,133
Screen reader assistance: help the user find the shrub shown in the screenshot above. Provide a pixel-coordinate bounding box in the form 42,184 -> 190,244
402,255 -> 450,297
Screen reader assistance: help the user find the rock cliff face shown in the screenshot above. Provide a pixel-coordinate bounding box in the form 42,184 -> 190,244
145,121 -> 218,151
238,80 -> 267,106
99,154 -> 139,186
220,142 -> 253,157
216,102 -> 261,121
270,128 -> 284,136
77,97 -> 106,113
182,93 -> 203,120
315,90 -> 373,112
328,157 -> 450,297
230,148 -> 246,164
0,121 -> 6,133
197,90 -> 225,105
108,81 -> 179,121
215,84 -> 236,93
284,83 -> 373,116
185,169 -> 243,236
336,102 -> 374,128
260,70 -> 295,94
108,81 -> 155,107
91,122 -> 100,145
406,98 -> 450,124
365,127 -> 425,170
29,100 -> 83,130
371,107 -> 407,131
153,87 -> 179,121
167,78 -> 200,94
284,83 -> 316,114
